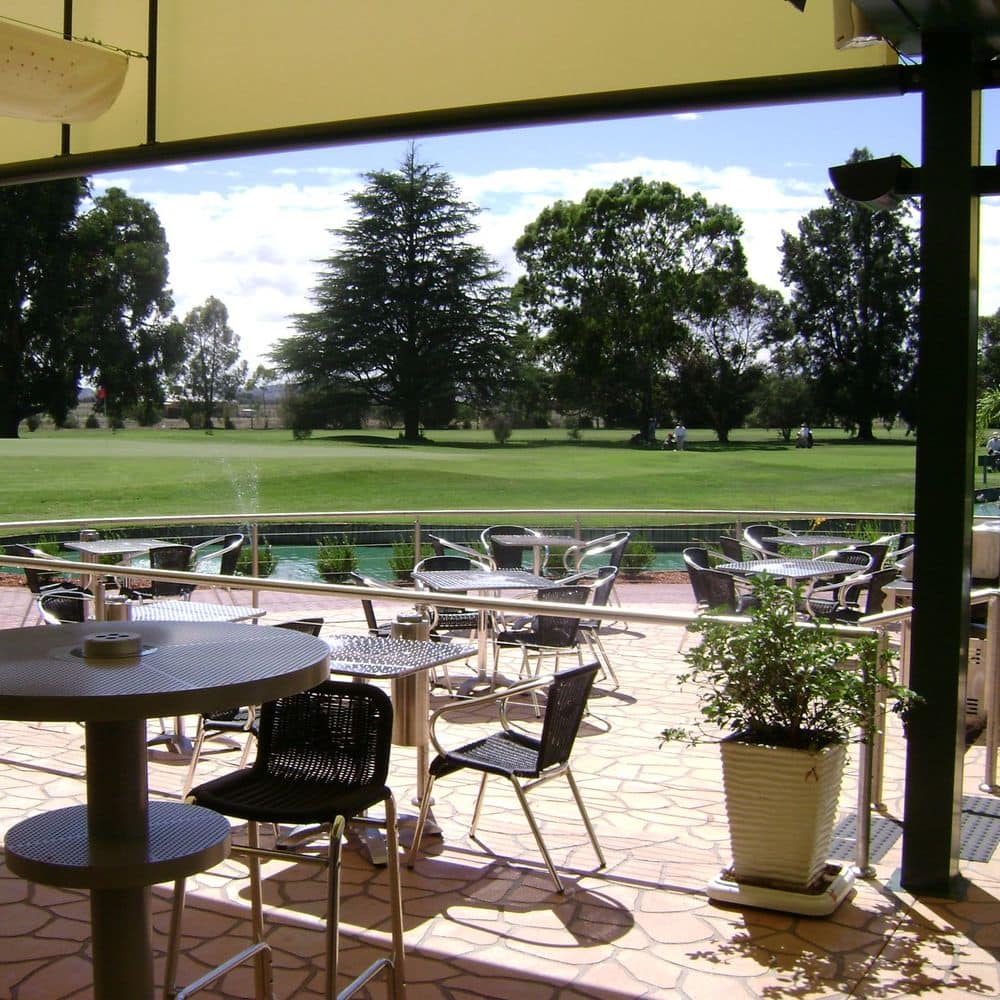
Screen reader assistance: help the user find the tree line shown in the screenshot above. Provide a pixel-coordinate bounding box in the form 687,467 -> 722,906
5,146 -> 998,442
273,146 -> 923,444
0,179 -> 246,437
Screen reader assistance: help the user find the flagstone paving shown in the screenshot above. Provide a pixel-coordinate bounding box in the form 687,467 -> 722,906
0,581 -> 997,998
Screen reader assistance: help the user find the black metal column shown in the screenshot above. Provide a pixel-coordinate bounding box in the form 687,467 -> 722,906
901,31 -> 981,893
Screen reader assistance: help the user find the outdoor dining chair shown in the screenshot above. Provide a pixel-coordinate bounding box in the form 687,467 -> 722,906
427,532 -> 495,567
803,566 -> 898,623
120,543 -> 196,600
8,544 -> 83,624
406,660 -> 605,893
682,547 -> 756,614
192,532 -> 245,602
493,585 -> 590,697
38,586 -> 93,624
742,523 -> 788,558
481,524 -> 542,570
169,680 -> 406,1000
180,618 -> 325,797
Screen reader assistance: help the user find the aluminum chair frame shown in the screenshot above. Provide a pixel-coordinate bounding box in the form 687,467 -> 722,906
407,661 -> 605,892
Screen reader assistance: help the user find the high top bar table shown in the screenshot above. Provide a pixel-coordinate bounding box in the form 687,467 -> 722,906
0,621 -> 329,1000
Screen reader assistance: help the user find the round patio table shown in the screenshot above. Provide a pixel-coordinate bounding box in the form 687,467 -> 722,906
0,621 -> 329,1000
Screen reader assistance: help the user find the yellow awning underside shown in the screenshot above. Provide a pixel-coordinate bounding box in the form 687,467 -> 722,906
0,0 -> 894,178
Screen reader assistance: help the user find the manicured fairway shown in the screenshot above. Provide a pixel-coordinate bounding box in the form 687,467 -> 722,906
0,426 -> 919,523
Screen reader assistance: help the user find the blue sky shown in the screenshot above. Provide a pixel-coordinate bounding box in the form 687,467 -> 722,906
98,91 -> 998,365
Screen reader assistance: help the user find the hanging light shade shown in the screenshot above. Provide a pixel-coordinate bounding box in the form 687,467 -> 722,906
0,19 -> 128,123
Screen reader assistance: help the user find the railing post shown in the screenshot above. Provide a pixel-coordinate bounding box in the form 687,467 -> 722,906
981,593 -> 1000,792
251,522 -> 260,609
413,517 -> 422,570
854,631 -> 882,878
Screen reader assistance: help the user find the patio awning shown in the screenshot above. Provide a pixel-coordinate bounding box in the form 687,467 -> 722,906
0,0 -> 894,183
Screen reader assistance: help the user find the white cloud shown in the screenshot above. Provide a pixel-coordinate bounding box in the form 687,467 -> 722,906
128,156 -> 1000,364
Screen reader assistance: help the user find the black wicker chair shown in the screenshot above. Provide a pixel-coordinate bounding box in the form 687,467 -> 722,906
493,585 -> 590,681
38,586 -> 93,623
168,681 -> 405,1000
121,543 -> 196,600
683,547 -> 754,613
743,523 -> 785,558
560,566 -> 620,688
180,619 -> 325,796
481,524 -> 540,570
805,567 -> 898,623
8,544 -> 82,624
407,660 -> 605,892
718,535 -> 746,562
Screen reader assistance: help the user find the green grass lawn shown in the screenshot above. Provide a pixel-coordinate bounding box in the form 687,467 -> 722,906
0,425 -> 922,525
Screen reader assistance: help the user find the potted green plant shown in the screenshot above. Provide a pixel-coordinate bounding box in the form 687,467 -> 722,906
316,535 -> 358,582
663,575 -> 915,911
235,537 -> 276,578
387,539 -> 432,583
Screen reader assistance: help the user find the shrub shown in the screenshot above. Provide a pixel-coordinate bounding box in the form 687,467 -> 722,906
235,538 -> 276,577
489,414 -> 513,445
25,415 -> 41,432
85,413 -> 100,429
58,414 -> 80,429
316,535 -> 358,581
620,538 -> 655,576
388,539 -> 432,580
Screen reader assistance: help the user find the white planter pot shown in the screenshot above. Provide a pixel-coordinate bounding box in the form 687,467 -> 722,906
720,735 -> 846,890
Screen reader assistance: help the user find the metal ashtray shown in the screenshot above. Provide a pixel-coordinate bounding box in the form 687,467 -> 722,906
81,631 -> 144,659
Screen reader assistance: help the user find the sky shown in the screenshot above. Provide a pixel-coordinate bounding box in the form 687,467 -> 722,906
96,91 -> 1000,367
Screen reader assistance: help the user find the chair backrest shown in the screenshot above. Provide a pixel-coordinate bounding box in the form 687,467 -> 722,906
719,535 -> 745,561
822,548 -> 876,573
426,533 -> 488,563
218,534 -> 245,575
274,617 -> 324,636
481,524 -> 536,569
569,531 -> 631,572
588,565 -> 618,609
148,544 -> 195,597
743,524 -> 781,557
852,542 -> 888,570
255,680 -> 393,788
348,571 -> 387,632
536,661 -> 601,771
861,567 -> 897,616
533,585 -> 589,647
683,549 -> 738,611
9,543 -> 70,595
39,587 -> 91,623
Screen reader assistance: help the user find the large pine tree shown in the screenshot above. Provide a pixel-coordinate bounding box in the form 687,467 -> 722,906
274,147 -> 513,441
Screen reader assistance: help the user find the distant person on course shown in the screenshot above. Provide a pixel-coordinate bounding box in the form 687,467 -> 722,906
797,423 -> 813,448
674,422 -> 686,451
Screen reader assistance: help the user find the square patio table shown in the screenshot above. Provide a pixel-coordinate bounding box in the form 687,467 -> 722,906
718,558 -> 861,588
490,533 -> 579,574
62,537 -> 183,589
411,568 -> 551,693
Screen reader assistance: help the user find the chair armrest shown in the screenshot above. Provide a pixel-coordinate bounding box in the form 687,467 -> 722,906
427,673 -> 557,756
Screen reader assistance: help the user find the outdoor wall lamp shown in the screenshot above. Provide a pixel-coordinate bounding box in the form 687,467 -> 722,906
829,153 -> 1000,210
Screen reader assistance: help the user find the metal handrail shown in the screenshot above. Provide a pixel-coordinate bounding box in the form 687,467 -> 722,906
0,550 -> 895,878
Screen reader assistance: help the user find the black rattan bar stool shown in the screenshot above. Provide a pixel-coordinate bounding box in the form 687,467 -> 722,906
165,681 -> 405,1000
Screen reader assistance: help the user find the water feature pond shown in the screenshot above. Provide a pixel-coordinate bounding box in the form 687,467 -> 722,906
268,545 -> 684,583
